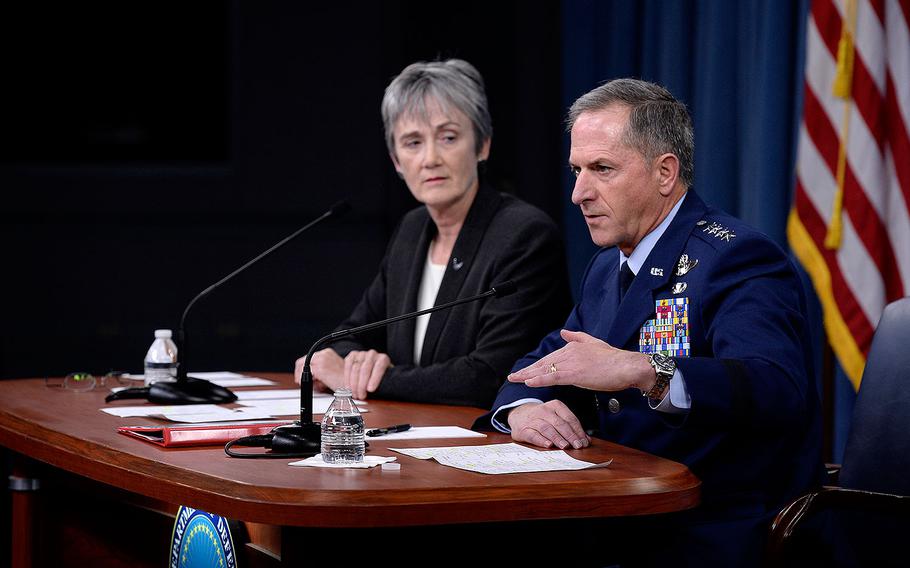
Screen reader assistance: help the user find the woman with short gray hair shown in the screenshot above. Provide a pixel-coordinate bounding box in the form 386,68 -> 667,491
295,59 -> 570,408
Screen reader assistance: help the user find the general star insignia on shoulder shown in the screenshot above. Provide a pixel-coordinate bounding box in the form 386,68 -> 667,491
701,221 -> 736,242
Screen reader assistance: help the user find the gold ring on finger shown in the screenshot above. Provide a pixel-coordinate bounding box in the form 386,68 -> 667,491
548,362 -> 558,374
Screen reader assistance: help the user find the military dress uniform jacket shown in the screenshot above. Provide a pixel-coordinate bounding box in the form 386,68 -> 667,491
483,191 -> 824,564
329,183 -> 572,408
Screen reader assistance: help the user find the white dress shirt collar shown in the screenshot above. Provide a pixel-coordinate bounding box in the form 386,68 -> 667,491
619,192 -> 687,275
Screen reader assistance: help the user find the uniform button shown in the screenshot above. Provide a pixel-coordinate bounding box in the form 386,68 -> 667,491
607,398 -> 621,414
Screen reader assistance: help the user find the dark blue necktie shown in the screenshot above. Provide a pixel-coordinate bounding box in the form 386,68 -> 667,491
620,261 -> 635,298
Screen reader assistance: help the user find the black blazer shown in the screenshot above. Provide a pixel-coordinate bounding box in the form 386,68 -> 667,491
330,184 -> 572,408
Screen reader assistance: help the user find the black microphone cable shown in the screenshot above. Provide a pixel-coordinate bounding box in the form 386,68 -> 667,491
224,435 -> 278,459
224,430 -> 369,458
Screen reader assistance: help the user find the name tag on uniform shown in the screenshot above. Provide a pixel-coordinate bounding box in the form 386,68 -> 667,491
639,298 -> 690,357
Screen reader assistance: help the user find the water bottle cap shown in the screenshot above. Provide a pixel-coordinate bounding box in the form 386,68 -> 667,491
154,329 -> 173,338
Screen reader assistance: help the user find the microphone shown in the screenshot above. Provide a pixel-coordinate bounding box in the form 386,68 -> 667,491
224,280 -> 518,458
106,201 -> 352,405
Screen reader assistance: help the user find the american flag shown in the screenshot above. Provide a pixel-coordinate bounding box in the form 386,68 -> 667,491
789,0 -> 910,388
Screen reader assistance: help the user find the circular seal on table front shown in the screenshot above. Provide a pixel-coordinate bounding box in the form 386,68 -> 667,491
170,506 -> 237,568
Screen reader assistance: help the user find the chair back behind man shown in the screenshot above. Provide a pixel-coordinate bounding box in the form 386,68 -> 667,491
839,297 -> 910,495
767,297 -> 910,567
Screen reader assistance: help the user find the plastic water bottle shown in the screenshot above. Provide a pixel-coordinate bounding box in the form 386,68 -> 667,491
144,329 -> 178,386
321,387 -> 365,463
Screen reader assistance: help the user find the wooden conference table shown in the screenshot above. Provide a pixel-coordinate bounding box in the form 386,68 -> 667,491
0,373 -> 700,566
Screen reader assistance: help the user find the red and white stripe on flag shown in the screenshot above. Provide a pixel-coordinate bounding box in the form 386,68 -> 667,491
789,0 -> 910,389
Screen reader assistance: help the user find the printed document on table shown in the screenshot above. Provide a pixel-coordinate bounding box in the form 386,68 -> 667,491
390,442 -> 612,474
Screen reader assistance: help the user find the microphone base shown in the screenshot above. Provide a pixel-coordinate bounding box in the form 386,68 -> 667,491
269,422 -> 322,456
147,377 -> 238,405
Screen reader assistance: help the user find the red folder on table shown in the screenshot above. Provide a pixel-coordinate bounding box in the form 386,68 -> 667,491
117,421 -> 292,447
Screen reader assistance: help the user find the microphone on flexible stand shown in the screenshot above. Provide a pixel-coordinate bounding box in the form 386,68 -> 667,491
106,200 -> 352,405
224,280 -> 519,458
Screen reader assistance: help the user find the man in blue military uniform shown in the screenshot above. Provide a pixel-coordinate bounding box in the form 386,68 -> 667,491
482,79 -> 823,566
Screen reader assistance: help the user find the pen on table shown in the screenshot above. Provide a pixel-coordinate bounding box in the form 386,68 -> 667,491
366,424 -> 411,437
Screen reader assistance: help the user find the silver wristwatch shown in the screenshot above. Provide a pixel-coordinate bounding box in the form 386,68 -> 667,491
644,352 -> 675,401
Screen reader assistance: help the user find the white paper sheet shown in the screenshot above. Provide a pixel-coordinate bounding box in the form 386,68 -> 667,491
118,372 -> 278,387
234,389 -> 323,400
103,395 -> 360,422
366,426 -> 485,440
103,404 -> 235,418
237,397 -> 368,416
288,455 -> 397,469
102,404 -> 274,423
390,442 -> 612,475
160,408 -> 275,423
187,372 -> 277,387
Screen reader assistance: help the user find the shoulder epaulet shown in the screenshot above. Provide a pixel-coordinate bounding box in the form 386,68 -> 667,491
695,219 -> 737,243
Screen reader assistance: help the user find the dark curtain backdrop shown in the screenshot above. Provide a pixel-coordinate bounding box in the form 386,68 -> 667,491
559,0 -> 853,462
